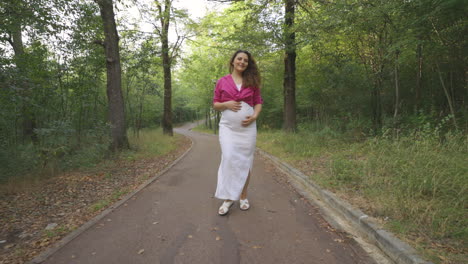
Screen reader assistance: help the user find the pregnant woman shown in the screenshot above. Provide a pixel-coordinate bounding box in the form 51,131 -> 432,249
212,50 -> 263,216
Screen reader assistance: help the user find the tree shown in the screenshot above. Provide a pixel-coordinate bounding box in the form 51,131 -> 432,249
94,0 -> 129,150
134,0 -> 189,136
0,0 -> 59,142
282,0 -> 296,132
155,0 -> 174,136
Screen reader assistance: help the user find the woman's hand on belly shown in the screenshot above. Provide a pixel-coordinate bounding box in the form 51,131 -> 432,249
223,101 -> 242,112
242,115 -> 257,127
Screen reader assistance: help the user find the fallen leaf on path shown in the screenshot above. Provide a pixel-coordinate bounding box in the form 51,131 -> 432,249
138,249 -> 145,254
252,245 -> 263,249
216,236 -> 221,241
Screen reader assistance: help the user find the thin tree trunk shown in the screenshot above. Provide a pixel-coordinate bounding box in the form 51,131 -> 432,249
436,63 -> 458,129
372,74 -> 383,132
283,0 -> 297,132
137,83 -> 147,137
394,50 -> 400,119
370,30 -> 386,133
208,109 -> 212,129
415,43 -> 423,113
95,0 -> 129,151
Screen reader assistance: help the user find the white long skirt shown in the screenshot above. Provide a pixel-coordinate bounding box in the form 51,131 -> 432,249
215,101 -> 257,201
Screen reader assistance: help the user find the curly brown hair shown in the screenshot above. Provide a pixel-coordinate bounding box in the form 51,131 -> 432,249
229,50 -> 261,89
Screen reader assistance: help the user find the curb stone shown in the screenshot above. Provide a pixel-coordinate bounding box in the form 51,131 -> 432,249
28,134 -> 194,264
258,149 -> 433,264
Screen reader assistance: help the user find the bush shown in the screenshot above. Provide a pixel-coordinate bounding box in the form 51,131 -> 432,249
0,121 -> 112,182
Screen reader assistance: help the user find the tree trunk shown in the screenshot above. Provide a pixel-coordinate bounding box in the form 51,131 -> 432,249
95,0 -> 129,151
283,0 -> 297,132
436,63 -> 458,130
372,74 -> 383,132
208,109 -> 212,129
9,21 -> 37,143
415,42 -> 423,113
394,50 -> 400,119
156,0 -> 174,136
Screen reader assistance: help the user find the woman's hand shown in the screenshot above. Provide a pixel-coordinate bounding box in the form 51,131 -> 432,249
242,115 -> 257,127
223,101 -> 242,112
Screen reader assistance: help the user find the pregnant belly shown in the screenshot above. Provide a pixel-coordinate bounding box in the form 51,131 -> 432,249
220,101 -> 254,127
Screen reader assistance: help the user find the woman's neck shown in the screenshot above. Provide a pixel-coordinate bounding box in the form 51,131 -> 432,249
231,71 -> 243,84
231,70 -> 242,80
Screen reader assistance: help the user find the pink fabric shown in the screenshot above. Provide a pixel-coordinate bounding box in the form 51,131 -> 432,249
213,74 -> 263,107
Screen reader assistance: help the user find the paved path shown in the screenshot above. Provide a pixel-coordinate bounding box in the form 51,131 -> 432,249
42,122 -> 376,264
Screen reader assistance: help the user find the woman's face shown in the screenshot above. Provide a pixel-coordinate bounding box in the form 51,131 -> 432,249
232,52 -> 249,73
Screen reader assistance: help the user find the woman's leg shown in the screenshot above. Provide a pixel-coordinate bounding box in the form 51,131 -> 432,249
240,171 -> 251,200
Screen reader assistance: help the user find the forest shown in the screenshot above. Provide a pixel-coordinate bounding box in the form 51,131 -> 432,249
0,0 -> 466,263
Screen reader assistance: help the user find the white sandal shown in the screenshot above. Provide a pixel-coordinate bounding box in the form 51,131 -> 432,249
218,200 -> 234,216
240,199 -> 250,211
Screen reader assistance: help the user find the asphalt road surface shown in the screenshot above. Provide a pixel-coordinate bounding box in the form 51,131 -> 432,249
43,122 -> 377,264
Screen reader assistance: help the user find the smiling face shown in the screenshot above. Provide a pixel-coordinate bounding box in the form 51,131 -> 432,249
231,52 -> 249,73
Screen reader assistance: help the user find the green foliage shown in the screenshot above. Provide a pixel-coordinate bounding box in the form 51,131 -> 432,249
0,120 -> 111,182
0,143 -> 40,181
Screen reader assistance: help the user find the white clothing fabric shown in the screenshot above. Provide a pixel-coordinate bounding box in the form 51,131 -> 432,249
215,101 -> 256,200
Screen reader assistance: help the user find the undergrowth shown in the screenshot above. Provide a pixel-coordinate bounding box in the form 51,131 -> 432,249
0,127 -> 179,186
257,125 -> 467,264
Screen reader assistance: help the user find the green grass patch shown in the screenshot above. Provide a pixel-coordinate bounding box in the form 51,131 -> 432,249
191,124 -> 217,135
257,128 -> 467,263
90,199 -> 110,212
43,225 -> 70,238
127,127 -> 181,158
111,188 -> 130,200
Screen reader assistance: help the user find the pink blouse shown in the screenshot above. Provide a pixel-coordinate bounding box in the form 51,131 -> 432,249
213,74 -> 263,107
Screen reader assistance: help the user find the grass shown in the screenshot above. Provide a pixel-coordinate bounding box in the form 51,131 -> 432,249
90,199 -> 110,212
256,127 -> 467,264
43,225 -> 70,238
191,124 -> 217,135
127,127 -> 182,158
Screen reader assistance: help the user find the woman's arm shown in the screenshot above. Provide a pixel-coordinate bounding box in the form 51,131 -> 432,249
213,101 -> 241,112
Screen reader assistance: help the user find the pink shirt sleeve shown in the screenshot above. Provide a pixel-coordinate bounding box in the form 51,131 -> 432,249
252,87 -> 263,105
213,79 -> 222,104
